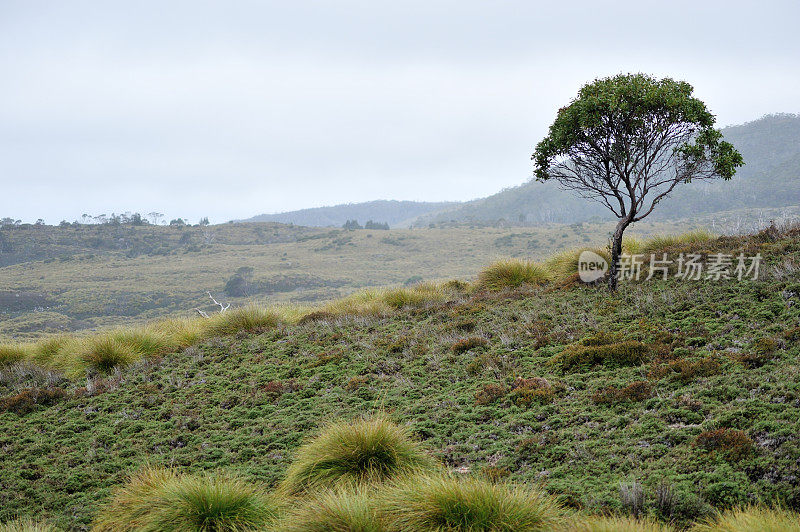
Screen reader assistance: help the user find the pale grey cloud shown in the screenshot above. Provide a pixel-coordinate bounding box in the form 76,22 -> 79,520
1,0 -> 798,223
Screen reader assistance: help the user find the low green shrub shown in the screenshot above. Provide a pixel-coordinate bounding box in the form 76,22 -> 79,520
477,260 -> 550,291
381,475 -> 562,531
452,337 -> 488,354
280,416 -> 434,494
475,383 -> 507,405
650,357 -> 721,383
509,377 -> 555,407
591,381 -> 652,405
557,341 -> 649,371
0,387 -> 68,415
694,429 -> 753,462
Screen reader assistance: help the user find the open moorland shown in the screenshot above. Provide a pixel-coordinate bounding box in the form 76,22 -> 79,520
1,208 -> 794,340
2,225 -> 800,530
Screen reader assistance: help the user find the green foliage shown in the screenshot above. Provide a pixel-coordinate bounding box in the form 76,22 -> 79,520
452,337 -> 489,354
477,260 -> 550,290
380,475 -> 562,531
281,416 -> 434,495
557,337 -> 649,371
3,227 -> 800,529
533,73 -> 742,183
0,387 -> 68,416
92,467 -> 278,532
694,429 -> 753,462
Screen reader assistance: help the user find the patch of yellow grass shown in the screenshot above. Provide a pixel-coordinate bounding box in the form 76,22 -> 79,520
545,247 -> 611,280
477,259 -> 551,291
567,515 -> 676,531
640,230 -> 716,254
0,343 -> 30,365
691,506 -> 800,531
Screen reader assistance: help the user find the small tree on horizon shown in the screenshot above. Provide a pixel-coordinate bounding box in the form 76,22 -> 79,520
533,73 -> 743,290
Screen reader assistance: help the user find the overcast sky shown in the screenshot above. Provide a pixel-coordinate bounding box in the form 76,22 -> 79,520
1,1 -> 799,224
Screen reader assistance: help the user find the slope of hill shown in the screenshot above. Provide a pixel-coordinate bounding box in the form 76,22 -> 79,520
239,200 -> 457,228
2,226 -> 800,529
3,218 -> 709,339
414,113 -> 800,226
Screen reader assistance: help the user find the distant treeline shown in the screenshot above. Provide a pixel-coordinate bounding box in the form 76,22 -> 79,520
0,213 -> 209,228
342,219 -> 390,230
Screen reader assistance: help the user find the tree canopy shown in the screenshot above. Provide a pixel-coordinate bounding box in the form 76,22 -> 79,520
532,73 -> 743,289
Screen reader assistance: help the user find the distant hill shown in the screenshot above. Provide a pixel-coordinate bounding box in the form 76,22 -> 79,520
239,200 -> 456,228
413,113 -> 800,226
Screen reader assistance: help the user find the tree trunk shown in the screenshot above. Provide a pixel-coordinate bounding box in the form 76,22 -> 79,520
608,216 -> 632,291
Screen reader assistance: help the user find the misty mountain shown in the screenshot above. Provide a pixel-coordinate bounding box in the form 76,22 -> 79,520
413,113 -> 800,226
238,200 -> 456,228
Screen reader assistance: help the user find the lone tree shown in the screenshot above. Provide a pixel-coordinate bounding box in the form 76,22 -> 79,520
533,73 -> 743,290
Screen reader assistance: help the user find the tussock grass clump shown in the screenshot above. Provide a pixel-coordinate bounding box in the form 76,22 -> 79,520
691,506 -> 800,531
30,335 -> 73,366
92,466 -> 278,532
92,467 -> 178,531
205,306 -> 280,336
380,282 -> 453,310
321,283 -> 457,318
477,260 -> 550,291
0,344 -> 29,366
641,230 -> 716,254
149,318 -> 207,348
381,475 -> 562,532
323,291 -> 392,318
280,416 -> 434,494
110,329 -> 175,359
545,248 -> 610,281
76,336 -> 139,374
276,488 -> 386,532
567,515 -> 675,531
0,519 -> 60,532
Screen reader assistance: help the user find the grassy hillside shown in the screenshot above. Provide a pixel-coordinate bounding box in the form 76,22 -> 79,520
0,219 -> 704,339
415,114 -> 800,226
2,226 -> 800,529
238,200 -> 457,228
